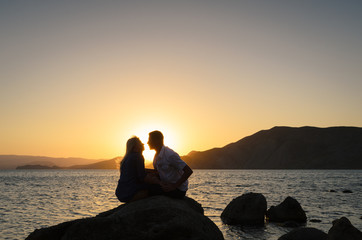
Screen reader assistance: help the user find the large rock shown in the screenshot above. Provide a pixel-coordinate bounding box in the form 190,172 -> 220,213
267,196 -> 307,223
327,217 -> 362,240
26,196 -> 224,240
221,192 -> 267,225
278,227 -> 327,240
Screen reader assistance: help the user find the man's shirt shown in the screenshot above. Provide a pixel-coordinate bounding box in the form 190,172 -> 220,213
153,146 -> 188,191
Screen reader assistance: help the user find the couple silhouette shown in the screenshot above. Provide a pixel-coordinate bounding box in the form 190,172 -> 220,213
115,130 -> 193,203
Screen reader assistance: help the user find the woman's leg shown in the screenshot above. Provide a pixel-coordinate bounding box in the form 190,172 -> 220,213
128,189 -> 149,202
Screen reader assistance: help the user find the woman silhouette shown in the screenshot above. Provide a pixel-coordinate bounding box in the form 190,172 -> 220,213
115,137 -> 155,202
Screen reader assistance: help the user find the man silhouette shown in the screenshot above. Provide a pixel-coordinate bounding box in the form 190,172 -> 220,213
148,130 -> 193,198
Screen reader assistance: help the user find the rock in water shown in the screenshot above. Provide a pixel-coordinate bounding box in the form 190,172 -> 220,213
342,190 -> 353,193
327,217 -> 362,240
267,196 -> 307,223
221,192 -> 267,225
280,221 -> 300,228
26,196 -> 224,240
278,227 -> 327,240
310,219 -> 322,223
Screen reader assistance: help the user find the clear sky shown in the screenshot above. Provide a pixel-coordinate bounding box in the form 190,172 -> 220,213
1,0 -> 361,161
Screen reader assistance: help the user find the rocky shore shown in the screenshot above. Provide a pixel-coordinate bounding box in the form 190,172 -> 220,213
26,193 -> 362,240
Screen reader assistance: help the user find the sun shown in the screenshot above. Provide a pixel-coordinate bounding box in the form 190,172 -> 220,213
140,140 -> 156,163
129,124 -> 178,164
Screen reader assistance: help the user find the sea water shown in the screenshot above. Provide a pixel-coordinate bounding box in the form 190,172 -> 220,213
0,169 -> 361,240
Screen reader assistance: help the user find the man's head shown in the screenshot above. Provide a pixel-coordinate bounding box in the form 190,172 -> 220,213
148,130 -> 164,151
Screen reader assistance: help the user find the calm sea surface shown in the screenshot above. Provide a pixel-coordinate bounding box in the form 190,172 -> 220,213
1,169 -> 361,240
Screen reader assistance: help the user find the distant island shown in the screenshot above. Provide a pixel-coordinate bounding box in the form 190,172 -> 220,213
15,158 -> 121,170
0,155 -> 103,169
16,165 -> 61,170
8,126 -> 362,170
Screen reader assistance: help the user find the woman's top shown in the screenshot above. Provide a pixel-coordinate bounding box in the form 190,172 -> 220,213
115,152 -> 147,202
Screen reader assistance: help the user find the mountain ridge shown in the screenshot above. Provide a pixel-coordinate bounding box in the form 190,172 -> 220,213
182,126 -> 362,169
7,126 -> 362,170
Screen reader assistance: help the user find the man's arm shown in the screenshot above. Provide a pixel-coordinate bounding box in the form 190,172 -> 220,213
144,168 -> 161,184
161,164 -> 193,192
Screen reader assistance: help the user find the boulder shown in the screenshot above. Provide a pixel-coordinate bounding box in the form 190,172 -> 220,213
221,192 -> 267,225
278,227 -> 327,240
327,217 -> 362,240
267,197 -> 307,223
280,221 -> 300,228
26,196 -> 224,240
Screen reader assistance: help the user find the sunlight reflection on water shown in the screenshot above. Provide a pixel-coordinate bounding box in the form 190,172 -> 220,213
0,169 -> 361,240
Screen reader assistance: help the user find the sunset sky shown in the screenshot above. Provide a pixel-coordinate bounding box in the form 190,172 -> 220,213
1,1 -> 361,161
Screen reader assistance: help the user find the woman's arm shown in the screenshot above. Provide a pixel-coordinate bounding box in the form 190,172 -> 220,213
135,155 -> 160,184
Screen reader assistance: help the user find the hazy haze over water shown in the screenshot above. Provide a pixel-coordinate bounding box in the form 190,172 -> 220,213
1,169 -> 361,240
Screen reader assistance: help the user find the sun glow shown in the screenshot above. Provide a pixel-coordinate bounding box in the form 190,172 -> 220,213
124,123 -> 179,164
140,137 -> 156,164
